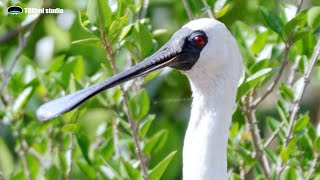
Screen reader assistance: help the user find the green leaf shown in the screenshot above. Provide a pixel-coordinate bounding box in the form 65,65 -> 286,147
44,165 -> 61,180
280,147 -> 289,163
61,56 -> 84,88
87,0 -> 112,30
249,59 -> 270,74
143,129 -> 169,155
251,31 -> 268,53
296,32 -> 316,57
109,11 -> 130,37
76,133 -> 91,164
27,154 -> 40,179
139,115 -> 155,138
280,167 -> 297,180
285,10 -> 307,37
293,113 -> 309,132
279,83 -> 294,101
100,157 -> 122,178
62,124 -> 80,133
121,159 -> 141,180
236,68 -> 272,101
72,38 -> 102,48
287,137 -> 298,152
149,151 -> 177,180
292,30 -> 309,43
314,137 -> 320,152
76,160 -> 96,179
215,4 -> 232,19
264,148 -> 277,164
100,139 -> 114,160
152,29 -> 167,37
298,56 -> 307,73
118,24 -> 133,42
13,87 -> 33,115
129,89 -> 150,121
48,55 -> 66,72
133,22 -> 153,57
230,122 -> 239,139
59,153 -> 68,173
307,6 -> 320,28
259,6 -> 284,37
229,173 -> 242,180
277,100 -> 288,122
79,11 -> 100,36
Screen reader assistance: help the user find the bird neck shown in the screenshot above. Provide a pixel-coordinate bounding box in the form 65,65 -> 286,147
183,70 -> 238,180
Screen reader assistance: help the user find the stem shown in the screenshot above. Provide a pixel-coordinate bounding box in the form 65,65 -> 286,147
29,148 -> 47,167
113,117 -> 121,158
140,0 -> 150,19
276,38 -> 320,179
284,39 -> 320,146
264,121 -> 285,148
100,31 -> 149,180
305,152 -> 319,180
287,57 -> 299,87
244,109 -> 271,179
48,126 -> 54,164
18,137 -> 31,180
181,0 -> 194,20
0,20 -> 37,108
200,0 -> 214,18
66,134 -> 74,180
296,0 -> 304,14
252,42 -> 291,108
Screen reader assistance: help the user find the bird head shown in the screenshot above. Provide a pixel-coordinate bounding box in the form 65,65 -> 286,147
36,18 -> 242,121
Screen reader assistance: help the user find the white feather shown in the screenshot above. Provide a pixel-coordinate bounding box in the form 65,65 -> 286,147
181,18 -> 243,180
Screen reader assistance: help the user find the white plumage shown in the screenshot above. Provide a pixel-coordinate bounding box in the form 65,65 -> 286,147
182,19 -> 242,179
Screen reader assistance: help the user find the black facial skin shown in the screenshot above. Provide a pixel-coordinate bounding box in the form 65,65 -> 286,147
170,30 -> 208,70
36,29 -> 209,121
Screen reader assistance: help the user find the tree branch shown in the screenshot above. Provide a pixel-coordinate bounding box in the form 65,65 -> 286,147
276,38 -> 320,179
244,109 -> 271,179
263,121 -> 285,148
182,0 -> 194,20
286,57 -> 299,87
285,39 -> 320,146
200,0 -> 214,19
251,43 -> 290,108
17,136 -> 31,180
100,30 -> 149,180
0,20 -> 37,102
140,0 -> 150,19
296,0 -> 304,14
66,134 -> 74,180
306,152 -> 319,180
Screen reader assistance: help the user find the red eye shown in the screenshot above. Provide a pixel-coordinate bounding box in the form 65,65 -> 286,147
193,35 -> 206,46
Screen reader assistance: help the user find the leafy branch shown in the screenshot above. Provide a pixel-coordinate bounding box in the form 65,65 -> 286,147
181,0 -> 194,20
100,30 -> 149,180
0,20 -> 37,105
276,38 -> 320,178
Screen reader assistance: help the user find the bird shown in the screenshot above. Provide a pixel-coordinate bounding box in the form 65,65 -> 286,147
36,18 -> 243,180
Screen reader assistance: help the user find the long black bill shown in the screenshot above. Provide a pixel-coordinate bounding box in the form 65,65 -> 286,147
36,27 -> 207,121
36,39 -> 185,121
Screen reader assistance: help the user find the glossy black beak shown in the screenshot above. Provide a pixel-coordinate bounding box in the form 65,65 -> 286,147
36,28 -> 208,121
36,39 -> 184,121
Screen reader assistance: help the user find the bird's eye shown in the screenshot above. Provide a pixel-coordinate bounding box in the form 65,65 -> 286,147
193,35 -> 206,46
